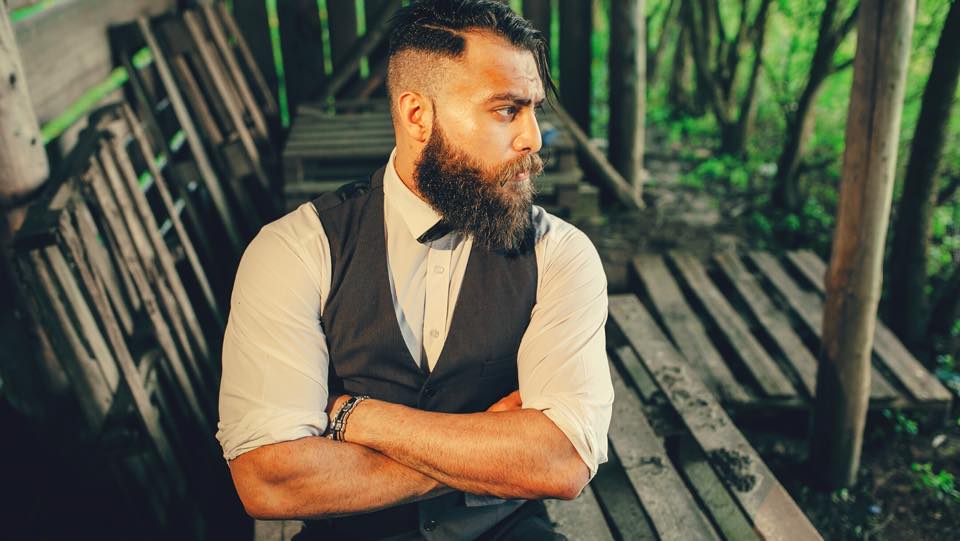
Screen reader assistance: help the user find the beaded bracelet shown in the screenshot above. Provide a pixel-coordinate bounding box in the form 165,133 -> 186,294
326,395 -> 370,441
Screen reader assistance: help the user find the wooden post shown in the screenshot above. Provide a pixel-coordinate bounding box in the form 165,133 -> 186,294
278,0 -> 325,117
811,0 -> 916,489
0,2 -> 47,235
0,3 -> 69,399
558,0 -> 592,132
608,0 -> 646,200
232,0 -> 278,109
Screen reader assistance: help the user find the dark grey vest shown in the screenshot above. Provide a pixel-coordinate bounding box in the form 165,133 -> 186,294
305,167 -> 538,540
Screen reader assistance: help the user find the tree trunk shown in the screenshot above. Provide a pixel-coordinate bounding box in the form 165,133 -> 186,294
609,0 -> 646,197
559,0 -> 593,132
774,0 -> 860,211
811,0 -> 916,490
887,0 -> 960,348
522,0 -> 551,47
647,0 -> 676,84
929,260 -> 960,340
668,22 -> 696,116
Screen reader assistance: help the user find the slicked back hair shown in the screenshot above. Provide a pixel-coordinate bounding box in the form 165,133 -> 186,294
386,0 -> 555,108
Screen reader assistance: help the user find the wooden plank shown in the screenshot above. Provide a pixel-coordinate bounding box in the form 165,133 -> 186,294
589,453 -> 658,540
612,345 -> 659,402
18,250 -> 113,427
608,357 -> 721,540
57,213 -> 183,480
713,251 -> 819,398
632,254 -> 751,403
326,0 -> 358,71
73,201 -> 134,336
669,251 -> 796,399
782,250 -> 951,403
608,294 -> 824,540
204,3 -> 270,142
137,15 -> 243,255
183,9 -> 270,193
217,2 -> 278,116
81,159 -> 209,429
544,486 -> 614,541
120,103 -> 223,328
748,251 -> 905,402
674,435 -> 758,540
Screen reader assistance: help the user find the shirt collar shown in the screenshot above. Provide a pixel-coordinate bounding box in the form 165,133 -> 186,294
383,147 -> 445,241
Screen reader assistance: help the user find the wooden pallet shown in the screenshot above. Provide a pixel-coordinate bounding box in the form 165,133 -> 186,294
281,99 -> 600,220
12,118 -> 222,535
628,250 -> 952,413
252,295 -> 820,540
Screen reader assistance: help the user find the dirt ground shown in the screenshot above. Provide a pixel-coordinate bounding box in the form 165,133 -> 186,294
574,154 -> 960,540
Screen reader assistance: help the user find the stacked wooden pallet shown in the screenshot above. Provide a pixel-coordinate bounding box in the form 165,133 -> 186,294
281,100 -> 600,221
629,250 -> 952,414
10,2 -> 280,537
253,293 -> 822,540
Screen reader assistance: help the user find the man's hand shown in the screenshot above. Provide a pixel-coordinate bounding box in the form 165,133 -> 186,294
486,390 -> 522,412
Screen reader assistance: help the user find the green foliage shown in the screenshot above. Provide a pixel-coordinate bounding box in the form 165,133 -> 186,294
882,409 -> 919,436
911,462 -> 960,503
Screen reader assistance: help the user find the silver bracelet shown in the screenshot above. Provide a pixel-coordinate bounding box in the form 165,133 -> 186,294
326,395 -> 370,441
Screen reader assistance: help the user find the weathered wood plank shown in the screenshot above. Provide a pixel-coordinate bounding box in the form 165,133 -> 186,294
714,251 -> 819,398
608,294 -> 823,540
787,249 -> 952,403
748,251 -> 908,402
204,4 -> 270,142
669,251 -> 796,399
137,15 -> 243,254
632,254 -> 751,403
544,486 -> 614,541
674,435 -> 758,540
609,357 -> 721,540
612,345 -> 659,402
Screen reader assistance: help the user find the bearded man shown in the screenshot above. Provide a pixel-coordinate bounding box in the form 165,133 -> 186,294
217,1 -> 614,539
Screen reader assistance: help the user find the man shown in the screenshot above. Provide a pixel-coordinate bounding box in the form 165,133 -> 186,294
217,1 -> 613,539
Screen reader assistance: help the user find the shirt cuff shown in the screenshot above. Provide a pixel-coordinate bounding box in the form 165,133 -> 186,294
216,409 -> 328,461
524,397 -> 607,480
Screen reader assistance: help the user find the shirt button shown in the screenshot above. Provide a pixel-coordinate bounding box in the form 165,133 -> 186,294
423,386 -> 436,398
434,265 -> 445,274
429,329 -> 440,339
423,519 -> 437,532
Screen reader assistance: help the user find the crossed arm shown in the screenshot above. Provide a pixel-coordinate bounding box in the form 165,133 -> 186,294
228,391 -> 589,520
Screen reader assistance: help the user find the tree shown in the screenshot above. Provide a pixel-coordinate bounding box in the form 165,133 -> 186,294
771,0 -> 860,211
609,0 -> 646,195
680,0 -> 774,156
811,0 -> 916,489
886,0 -> 960,349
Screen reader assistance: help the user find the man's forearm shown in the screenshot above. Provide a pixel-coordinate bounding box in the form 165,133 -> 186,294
342,401 -> 588,500
229,435 -> 453,520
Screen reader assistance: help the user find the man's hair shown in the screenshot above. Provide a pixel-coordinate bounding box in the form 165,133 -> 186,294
386,0 -> 555,112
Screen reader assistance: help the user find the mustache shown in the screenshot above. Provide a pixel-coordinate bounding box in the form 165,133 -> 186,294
495,153 -> 545,187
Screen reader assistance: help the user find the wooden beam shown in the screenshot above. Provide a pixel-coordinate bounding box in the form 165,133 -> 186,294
0,2 -> 47,232
277,0 -> 325,117
550,101 -> 642,209
320,0 -> 401,101
811,0 -> 917,489
607,0 -> 646,200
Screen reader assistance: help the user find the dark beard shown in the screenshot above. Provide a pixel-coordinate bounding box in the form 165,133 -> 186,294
414,122 -> 544,251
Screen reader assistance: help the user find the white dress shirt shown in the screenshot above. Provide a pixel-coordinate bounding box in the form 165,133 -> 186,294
216,149 -> 614,478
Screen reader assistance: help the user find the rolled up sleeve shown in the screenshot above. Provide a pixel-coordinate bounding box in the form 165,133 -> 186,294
519,222 -> 614,479
216,216 -> 331,461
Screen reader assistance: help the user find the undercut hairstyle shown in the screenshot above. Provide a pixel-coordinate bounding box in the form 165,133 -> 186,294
385,0 -> 555,117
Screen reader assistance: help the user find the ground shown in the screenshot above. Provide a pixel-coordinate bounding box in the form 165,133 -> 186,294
573,152 -> 960,540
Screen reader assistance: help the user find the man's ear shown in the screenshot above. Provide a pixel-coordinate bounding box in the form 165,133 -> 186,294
396,91 -> 433,143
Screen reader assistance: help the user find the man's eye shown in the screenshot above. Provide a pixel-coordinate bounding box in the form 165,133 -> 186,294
496,107 -> 518,119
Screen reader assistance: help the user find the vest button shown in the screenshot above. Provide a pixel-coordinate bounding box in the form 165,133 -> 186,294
423,386 -> 436,398
423,519 -> 437,532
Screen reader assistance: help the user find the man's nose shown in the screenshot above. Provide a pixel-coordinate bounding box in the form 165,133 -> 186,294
513,110 -> 542,155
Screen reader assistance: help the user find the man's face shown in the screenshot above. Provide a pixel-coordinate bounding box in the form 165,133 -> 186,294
414,32 -> 546,250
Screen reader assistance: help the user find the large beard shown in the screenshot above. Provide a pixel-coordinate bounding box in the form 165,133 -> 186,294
414,121 -> 544,251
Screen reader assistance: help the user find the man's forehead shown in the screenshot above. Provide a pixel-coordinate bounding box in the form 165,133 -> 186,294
450,31 -> 544,102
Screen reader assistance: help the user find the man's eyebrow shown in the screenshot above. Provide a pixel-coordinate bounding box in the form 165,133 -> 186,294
485,93 -> 547,106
